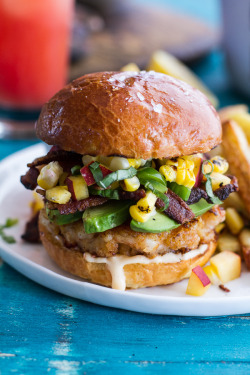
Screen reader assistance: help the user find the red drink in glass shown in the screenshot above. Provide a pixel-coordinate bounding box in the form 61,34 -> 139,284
0,0 -> 74,109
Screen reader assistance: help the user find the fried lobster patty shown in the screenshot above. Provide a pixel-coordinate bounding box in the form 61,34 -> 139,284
40,206 -> 225,258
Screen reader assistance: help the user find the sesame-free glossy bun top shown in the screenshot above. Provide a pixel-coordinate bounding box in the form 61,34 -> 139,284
36,71 -> 221,159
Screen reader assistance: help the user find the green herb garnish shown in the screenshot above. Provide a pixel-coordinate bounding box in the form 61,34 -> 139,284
98,167 -> 137,188
89,162 -> 104,184
144,181 -> 169,211
71,165 -> 81,176
0,218 -> 18,244
202,160 -> 222,205
89,187 -> 120,200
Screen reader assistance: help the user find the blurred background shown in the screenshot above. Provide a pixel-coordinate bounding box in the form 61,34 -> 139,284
0,0 -> 248,138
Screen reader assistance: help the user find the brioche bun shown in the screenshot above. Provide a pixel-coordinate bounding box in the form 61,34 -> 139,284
36,71 -> 221,159
39,209 -> 216,289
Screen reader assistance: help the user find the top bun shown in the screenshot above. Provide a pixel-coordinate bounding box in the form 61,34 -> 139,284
36,71 -> 221,159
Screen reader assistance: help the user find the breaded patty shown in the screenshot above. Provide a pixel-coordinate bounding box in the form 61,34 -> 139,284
40,206 -> 225,258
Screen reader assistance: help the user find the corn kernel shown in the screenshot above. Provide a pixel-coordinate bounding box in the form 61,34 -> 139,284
211,156 -> 229,174
185,169 -> 196,188
130,205 -> 156,223
159,165 -> 176,182
176,158 -> 186,185
210,172 -> 231,190
29,192 -> 44,214
37,161 -> 63,190
137,191 -> 157,212
121,176 -> 140,192
165,159 -> 178,167
46,186 -> 71,204
127,159 -> 142,169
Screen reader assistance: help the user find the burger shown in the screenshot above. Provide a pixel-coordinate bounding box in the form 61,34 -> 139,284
21,71 -> 238,291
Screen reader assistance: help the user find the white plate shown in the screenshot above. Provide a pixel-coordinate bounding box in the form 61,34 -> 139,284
0,144 -> 250,316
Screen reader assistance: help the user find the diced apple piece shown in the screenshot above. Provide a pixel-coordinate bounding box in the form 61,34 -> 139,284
225,208 -> 244,235
239,229 -> 250,270
80,163 -> 112,186
203,265 -> 220,285
210,251 -> 241,283
37,161 -> 63,190
193,157 -> 203,187
66,176 -> 89,201
217,232 -> 241,253
186,266 -> 211,296
46,186 -> 71,204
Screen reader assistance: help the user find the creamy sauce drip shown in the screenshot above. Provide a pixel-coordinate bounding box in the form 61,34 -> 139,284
84,244 -> 208,291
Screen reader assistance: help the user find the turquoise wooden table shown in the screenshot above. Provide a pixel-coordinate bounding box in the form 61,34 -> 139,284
1,1 -> 250,374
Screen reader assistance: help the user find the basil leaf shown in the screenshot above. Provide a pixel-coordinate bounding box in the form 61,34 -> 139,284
89,162 -> 103,184
144,182 -> 169,211
202,160 -> 222,205
71,165 -> 81,176
0,218 -> 18,244
89,187 -> 120,200
98,167 -> 137,188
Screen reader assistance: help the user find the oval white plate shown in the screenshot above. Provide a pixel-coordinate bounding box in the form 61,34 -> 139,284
0,144 -> 250,316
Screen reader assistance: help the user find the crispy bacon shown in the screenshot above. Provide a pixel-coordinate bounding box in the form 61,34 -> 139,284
156,190 -> 195,224
21,212 -> 40,243
27,149 -> 82,168
119,189 -> 146,201
46,196 -> 108,215
20,167 -> 39,190
187,176 -> 238,205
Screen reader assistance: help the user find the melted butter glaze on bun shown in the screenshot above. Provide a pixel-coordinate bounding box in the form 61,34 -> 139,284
36,71 -> 221,159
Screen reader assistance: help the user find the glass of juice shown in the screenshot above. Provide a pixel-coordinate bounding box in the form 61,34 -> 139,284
0,0 -> 74,138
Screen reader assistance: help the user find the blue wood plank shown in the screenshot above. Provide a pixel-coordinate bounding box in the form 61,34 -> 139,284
1,263 -> 250,374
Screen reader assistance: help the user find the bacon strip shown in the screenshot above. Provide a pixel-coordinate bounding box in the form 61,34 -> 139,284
156,190 -> 195,224
46,196 -> 108,215
21,212 -> 40,243
27,150 -> 82,168
119,189 -> 146,201
187,176 -> 238,205
20,167 -> 39,190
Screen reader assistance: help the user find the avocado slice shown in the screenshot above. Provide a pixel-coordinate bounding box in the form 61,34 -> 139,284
168,182 -> 191,201
46,208 -> 83,225
83,201 -> 131,234
130,199 -> 215,233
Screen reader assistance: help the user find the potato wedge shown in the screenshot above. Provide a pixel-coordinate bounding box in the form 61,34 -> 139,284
222,120 -> 250,214
239,229 -> 250,270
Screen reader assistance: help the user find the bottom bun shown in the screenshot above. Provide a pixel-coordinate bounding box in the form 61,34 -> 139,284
39,211 -> 217,290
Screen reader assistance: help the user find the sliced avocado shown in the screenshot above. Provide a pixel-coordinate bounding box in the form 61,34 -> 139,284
130,199 -> 215,233
83,201 -> 131,234
168,182 -> 191,201
47,208 -> 83,225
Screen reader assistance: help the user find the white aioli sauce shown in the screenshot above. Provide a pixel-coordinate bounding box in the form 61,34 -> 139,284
84,244 -> 208,291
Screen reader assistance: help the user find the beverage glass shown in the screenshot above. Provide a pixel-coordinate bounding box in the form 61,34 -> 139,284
0,0 -> 74,138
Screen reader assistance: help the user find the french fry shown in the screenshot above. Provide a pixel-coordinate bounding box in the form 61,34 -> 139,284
239,229 -> 250,270
219,104 -> 248,124
217,232 -> 241,253
222,120 -> 250,214
120,63 -> 140,72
